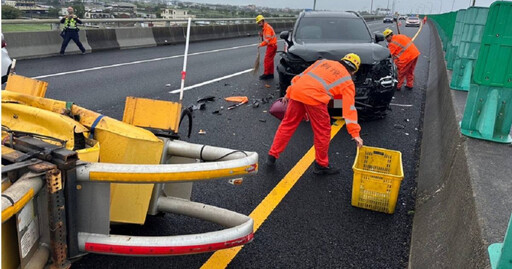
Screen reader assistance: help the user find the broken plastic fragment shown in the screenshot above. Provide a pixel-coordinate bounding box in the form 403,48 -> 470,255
198,129 -> 206,135
228,178 -> 243,185
225,96 -> 248,104
197,96 -> 215,103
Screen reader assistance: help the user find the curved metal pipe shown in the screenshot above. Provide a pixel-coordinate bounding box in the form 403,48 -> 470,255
1,173 -> 44,223
166,140 -> 250,161
78,196 -> 253,256
24,243 -> 50,269
75,144 -> 258,183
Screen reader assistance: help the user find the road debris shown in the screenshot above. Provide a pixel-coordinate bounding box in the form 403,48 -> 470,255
198,129 -> 206,135
265,84 -> 271,88
259,119 -> 266,122
188,103 -> 206,111
225,96 -> 249,104
228,178 -> 243,185
394,124 -> 405,129
197,96 -> 215,103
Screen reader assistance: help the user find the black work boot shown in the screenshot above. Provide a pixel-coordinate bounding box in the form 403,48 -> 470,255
313,162 -> 340,175
267,155 -> 276,166
259,74 -> 274,80
405,86 -> 413,90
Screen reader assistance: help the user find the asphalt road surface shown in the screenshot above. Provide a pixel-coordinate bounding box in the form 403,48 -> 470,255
16,21 -> 430,268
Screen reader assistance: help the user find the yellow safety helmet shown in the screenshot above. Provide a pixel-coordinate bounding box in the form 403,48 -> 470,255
383,28 -> 393,38
341,53 -> 361,72
256,15 -> 265,23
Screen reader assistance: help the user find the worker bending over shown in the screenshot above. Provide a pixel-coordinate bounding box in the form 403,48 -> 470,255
267,53 -> 364,175
383,28 -> 420,91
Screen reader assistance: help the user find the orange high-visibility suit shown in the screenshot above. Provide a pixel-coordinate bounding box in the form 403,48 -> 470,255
388,34 -> 420,89
269,59 -> 361,167
259,22 -> 277,76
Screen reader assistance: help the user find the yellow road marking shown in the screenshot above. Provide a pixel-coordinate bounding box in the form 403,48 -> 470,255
412,19 -> 424,42
201,119 -> 346,269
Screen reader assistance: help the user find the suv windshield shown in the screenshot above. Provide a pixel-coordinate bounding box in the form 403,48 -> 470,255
294,17 -> 371,43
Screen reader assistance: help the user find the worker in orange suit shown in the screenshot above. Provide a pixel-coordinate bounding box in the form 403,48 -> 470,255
383,28 -> 420,91
256,15 -> 277,80
267,53 -> 364,175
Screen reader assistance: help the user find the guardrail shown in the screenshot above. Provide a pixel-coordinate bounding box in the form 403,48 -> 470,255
3,15 -> 385,60
2,17 -> 297,30
2,15 -> 384,29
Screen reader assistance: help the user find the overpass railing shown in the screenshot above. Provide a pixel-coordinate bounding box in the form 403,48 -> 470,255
2,17 -> 297,30
2,15 -> 385,30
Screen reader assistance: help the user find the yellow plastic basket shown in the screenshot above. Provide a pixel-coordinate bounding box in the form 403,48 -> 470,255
351,146 -> 404,214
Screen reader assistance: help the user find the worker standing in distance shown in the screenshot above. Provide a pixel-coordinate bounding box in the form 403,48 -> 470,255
267,53 -> 364,175
256,15 -> 277,80
383,28 -> 420,90
60,6 -> 86,56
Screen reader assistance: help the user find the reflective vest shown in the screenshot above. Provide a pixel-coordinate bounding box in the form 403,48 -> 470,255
286,59 -> 361,138
388,34 -> 420,67
64,17 -> 78,29
259,22 -> 277,47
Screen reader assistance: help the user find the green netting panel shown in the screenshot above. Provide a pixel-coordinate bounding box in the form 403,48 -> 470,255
450,7 -> 489,91
473,1 -> 512,88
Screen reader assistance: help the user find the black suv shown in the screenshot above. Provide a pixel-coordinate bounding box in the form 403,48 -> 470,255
277,11 -> 398,120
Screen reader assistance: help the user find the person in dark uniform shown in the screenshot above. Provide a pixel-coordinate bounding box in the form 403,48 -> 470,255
60,7 -> 86,55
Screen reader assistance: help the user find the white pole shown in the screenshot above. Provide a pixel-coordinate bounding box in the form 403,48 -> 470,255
179,17 -> 192,102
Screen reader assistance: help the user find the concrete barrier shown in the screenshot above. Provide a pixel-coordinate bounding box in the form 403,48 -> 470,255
115,28 -> 156,49
4,31 -> 91,59
152,27 -> 185,46
189,25 -> 220,42
5,22 -> 290,58
85,29 -> 120,52
409,20 -> 512,269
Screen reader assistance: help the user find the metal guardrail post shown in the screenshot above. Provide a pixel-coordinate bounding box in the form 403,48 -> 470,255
46,169 -> 71,269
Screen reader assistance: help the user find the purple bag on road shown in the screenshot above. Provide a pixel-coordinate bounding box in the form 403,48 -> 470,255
269,98 -> 309,121
269,98 -> 287,120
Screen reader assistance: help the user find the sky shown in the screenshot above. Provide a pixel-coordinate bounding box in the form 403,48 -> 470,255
183,0 -> 502,14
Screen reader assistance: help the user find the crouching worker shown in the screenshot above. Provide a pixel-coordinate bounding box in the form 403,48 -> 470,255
267,53 -> 364,175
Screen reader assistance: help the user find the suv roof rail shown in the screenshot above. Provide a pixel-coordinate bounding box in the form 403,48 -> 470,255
346,11 -> 362,18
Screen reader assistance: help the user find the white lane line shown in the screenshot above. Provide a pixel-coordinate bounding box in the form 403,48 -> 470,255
169,69 -> 253,94
32,43 -> 257,79
390,103 -> 413,107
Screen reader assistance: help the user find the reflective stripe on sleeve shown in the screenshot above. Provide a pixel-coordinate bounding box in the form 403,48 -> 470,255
345,119 -> 358,125
350,105 -> 357,111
